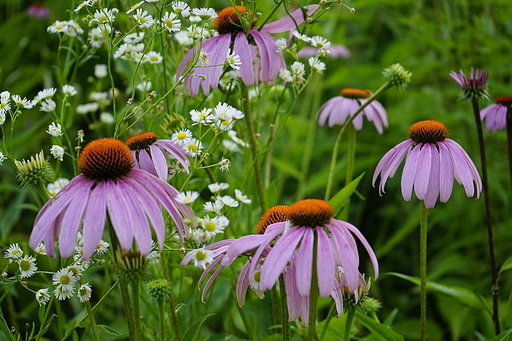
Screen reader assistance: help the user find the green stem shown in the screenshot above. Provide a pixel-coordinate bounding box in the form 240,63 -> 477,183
470,98 -> 500,335
161,252 -> 182,341
119,277 -> 136,340
130,278 -> 142,340
319,304 -> 336,341
279,276 -> 290,341
343,307 -> 355,341
157,300 -> 165,341
241,84 -> 266,212
420,203 -> 428,341
84,300 -> 100,341
308,230 -> 319,341
506,106 -> 512,203
324,82 -> 392,200
345,124 -> 356,186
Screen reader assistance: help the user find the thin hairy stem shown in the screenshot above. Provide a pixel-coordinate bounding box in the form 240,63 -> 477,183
420,203 -> 428,341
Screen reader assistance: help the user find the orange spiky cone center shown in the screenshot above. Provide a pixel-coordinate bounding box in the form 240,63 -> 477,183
78,138 -> 133,180
408,120 -> 449,144
288,199 -> 334,228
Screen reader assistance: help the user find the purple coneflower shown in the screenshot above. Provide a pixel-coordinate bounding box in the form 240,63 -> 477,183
27,2 -> 50,19
126,132 -> 190,181
480,96 -> 512,132
449,67 -> 489,100
318,88 -> 388,133
29,138 -> 194,259
372,120 -> 482,208
176,5 -> 319,96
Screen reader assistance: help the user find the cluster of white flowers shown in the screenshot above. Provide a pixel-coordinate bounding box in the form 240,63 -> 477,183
189,102 -> 244,132
47,20 -> 84,37
170,128 -> 203,157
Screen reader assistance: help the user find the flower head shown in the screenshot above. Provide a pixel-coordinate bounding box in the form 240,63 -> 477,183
480,96 -> 511,132
78,283 -> 92,302
5,244 -> 24,259
35,288 -> 51,305
450,67 -> 489,100
373,120 -> 482,208
29,138 -> 195,259
176,5 -> 319,96
14,151 -> 54,189
18,255 -> 38,278
382,63 -> 412,91
126,132 -> 190,181
318,88 -> 388,133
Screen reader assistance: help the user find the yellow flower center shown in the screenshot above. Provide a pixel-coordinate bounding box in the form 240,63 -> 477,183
340,88 -> 371,99
288,199 -> 334,228
408,120 -> 449,144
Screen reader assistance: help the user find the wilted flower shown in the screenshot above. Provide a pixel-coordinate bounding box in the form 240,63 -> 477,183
480,97 -> 511,132
449,67 -> 489,100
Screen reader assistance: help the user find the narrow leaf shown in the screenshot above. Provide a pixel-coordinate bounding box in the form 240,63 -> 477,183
355,311 -> 404,341
328,172 -> 365,214
183,314 -> 215,341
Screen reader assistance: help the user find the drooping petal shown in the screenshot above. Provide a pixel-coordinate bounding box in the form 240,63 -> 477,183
105,179 -> 134,251
251,30 -> 283,83
373,140 -> 413,195
82,181 -> 107,259
413,144 -> 432,200
423,144 -> 441,208
295,228 -> 314,296
318,97 -> 339,126
233,32 -> 255,86
148,145 -> 169,181
445,139 -> 482,198
329,224 -> 359,291
438,142 -> 454,203
156,140 -> 190,173
260,5 -> 320,33
343,222 -> 379,279
316,228 -> 336,297
58,184 -> 90,257
236,259 -> 252,307
400,142 -> 421,201
138,149 -> 158,178
260,227 -> 305,291
224,234 -> 271,266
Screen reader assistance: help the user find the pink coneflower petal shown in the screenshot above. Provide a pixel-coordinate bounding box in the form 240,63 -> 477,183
251,30 -> 274,83
445,139 -> 482,198
82,181 -> 107,259
58,184 -> 90,257
261,5 -> 319,33
401,143 -> 422,201
295,228 -> 314,296
138,149 -> 157,176
329,224 -> 359,291
236,260 -> 252,306
438,143 -> 454,203
260,226 -> 306,291
234,32 -> 254,86
224,234 -> 271,266
106,179 -> 135,251
343,222 -> 379,279
414,144 -> 432,200
424,144 -> 441,208
316,228 -> 336,297
156,140 -> 190,173
148,145 -> 168,180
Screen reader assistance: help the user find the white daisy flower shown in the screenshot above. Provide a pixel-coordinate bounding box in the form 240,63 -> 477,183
92,9 -> 116,24
47,20 -> 68,34
190,108 -> 214,125
191,228 -> 210,244
174,30 -> 193,46
308,57 -> 326,73
50,145 -> 65,161
78,283 -> 92,302
161,12 -> 181,33
133,8 -> 155,28
39,99 -> 56,112
183,138 -> 203,157
35,288 -> 51,306
12,95 -> 34,109
218,195 -> 239,207
94,64 -> 108,78
208,182 -> 229,193
279,69 -> 293,82
47,178 -> 69,196
234,189 -> 252,204
202,215 -> 229,237
53,268 -> 77,291
46,122 -> 63,137
0,113 -> 6,126
126,1 -> 144,14
76,102 -> 99,114
203,201 -> 224,214
310,36 -> 331,51
124,32 -> 145,44
34,243 -> 47,255
136,81 -> 152,92
186,25 -> 209,40
228,130 -> 248,147
219,158 -> 231,171
18,256 -> 37,278
54,285 -> 74,301
171,129 -> 192,145
192,249 -> 213,270
222,140 -> 239,152
4,244 -> 23,259
176,191 -> 200,204
95,240 -> 110,255
292,30 -> 311,43
34,88 -> 56,103
100,112 -> 115,124
191,7 -> 218,20
226,51 -> 241,70
290,61 -> 306,76
62,85 -> 77,96
171,1 -> 190,15
143,51 -> 163,64
275,38 -> 288,52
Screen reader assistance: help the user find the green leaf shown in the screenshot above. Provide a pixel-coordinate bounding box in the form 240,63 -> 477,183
500,255 -> 512,273
182,314 -> 215,341
271,158 -> 302,180
490,328 -> 512,341
0,307 -> 15,341
98,325 -> 129,337
328,172 -> 365,215
355,311 -> 404,341
264,179 -> 278,209
389,272 -> 492,314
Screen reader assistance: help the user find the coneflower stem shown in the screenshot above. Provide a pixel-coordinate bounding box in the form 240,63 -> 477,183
241,84 -> 266,212
506,106 -> 512,196
119,278 -> 136,340
470,98 -> 500,335
84,299 -> 100,341
420,203 -> 428,341
160,252 -> 182,341
344,306 -> 356,341
345,124 -> 356,186
319,304 -> 336,341
308,230 -> 319,341
279,275 -> 291,341
157,299 -> 165,341
324,82 -> 392,200
130,278 -> 142,341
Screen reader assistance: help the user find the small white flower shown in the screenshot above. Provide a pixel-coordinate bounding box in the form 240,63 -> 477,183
136,81 -> 152,92
0,113 -> 5,126
218,195 -> 239,207
34,88 -> 56,103
279,69 -> 293,82
62,85 -> 77,96
219,158 -> 231,171
308,57 -> 326,73
235,189 -> 252,204
39,99 -> 56,112
191,229 -> 210,244
176,191 -> 200,204
126,1 -> 144,14
95,240 -> 110,255
203,201 -> 224,214
183,138 -> 203,157
18,255 -> 38,278
293,30 -> 311,43
143,51 -> 163,64
53,268 -> 77,291
133,8 -> 155,28
46,122 -> 63,137
4,244 -> 23,259
74,0 -> 94,13
124,32 -> 145,44
77,130 -> 85,143
190,108 -> 213,125
198,49 -> 209,64
94,64 -> 108,78
192,249 -> 213,270
100,112 -> 115,124
35,288 -> 51,306
174,30 -> 193,46
222,140 -> 239,152
191,7 -> 218,20
48,20 -> 68,33
1,91 -> 10,101
54,285 -> 74,301
171,1 -> 190,15
76,102 -> 99,114
226,51 -> 241,70
171,129 -> 192,144
92,9 -> 116,24
202,215 -> 229,237
228,130 -> 248,147
12,95 -> 34,109
290,61 -> 306,76
310,36 -> 331,51
35,243 -> 47,255
186,25 -> 209,40
161,12 -> 181,33
50,145 -> 65,161
275,38 -> 288,52
78,283 -> 92,302
208,182 -> 229,193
